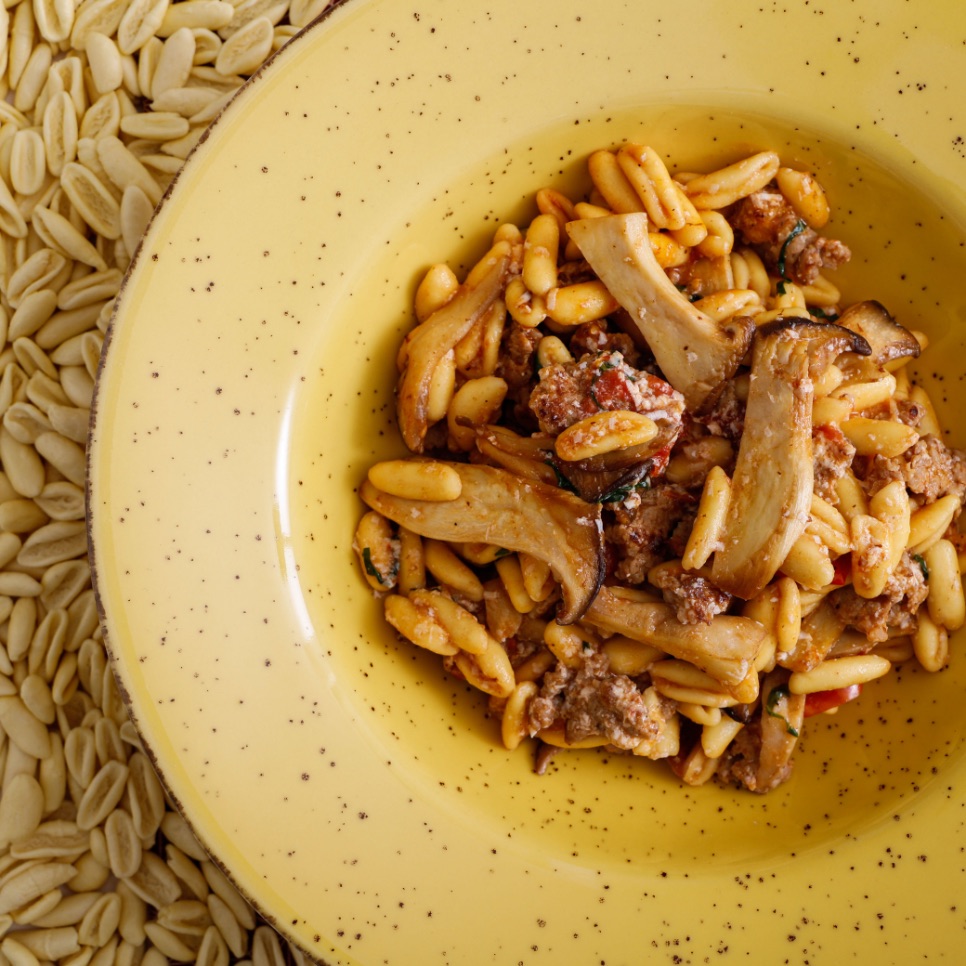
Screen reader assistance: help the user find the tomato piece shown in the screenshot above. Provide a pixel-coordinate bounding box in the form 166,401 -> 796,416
590,366 -> 638,411
831,554 -> 851,586
813,422 -> 844,442
647,441 -> 673,479
803,683 -> 863,717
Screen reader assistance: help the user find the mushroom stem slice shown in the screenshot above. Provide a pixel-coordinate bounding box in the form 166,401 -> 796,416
397,249 -> 511,452
566,213 -> 755,412
711,318 -> 871,600
360,461 -> 605,623
584,586 -> 765,699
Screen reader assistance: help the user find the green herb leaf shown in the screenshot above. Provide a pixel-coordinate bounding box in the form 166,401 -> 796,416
776,280 -> 787,295
362,547 -> 386,585
913,552 -> 930,581
599,477 -> 652,503
765,683 -> 800,737
810,307 -> 840,322
547,461 -> 579,494
776,218 -> 808,280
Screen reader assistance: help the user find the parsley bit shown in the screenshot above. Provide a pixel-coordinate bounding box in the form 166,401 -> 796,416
599,478 -> 652,503
547,461 -> 579,494
776,218 -> 808,281
765,683 -> 800,737
362,547 -> 386,585
912,553 -> 930,581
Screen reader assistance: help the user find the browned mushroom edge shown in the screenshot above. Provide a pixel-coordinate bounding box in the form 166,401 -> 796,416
834,299 -> 921,371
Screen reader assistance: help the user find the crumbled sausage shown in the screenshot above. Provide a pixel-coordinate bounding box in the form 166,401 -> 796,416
568,320 -> 641,367
829,551 -> 928,642
901,436 -> 966,504
556,258 -> 596,287
497,322 -> 542,390
494,322 -> 542,426
529,350 -> 685,436
860,435 -> 966,505
649,569 -> 733,625
729,189 -> 851,285
812,423 -> 856,501
694,380 -> 745,442
526,652 -> 661,750
605,484 -> 696,583
892,397 -> 925,428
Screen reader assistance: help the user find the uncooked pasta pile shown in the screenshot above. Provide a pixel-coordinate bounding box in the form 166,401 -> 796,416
0,2 -> 333,964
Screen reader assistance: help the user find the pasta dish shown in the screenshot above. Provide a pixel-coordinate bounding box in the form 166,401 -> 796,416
354,144 -> 966,792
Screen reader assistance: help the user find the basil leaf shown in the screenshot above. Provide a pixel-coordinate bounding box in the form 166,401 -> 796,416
599,477 -> 651,503
765,683 -> 800,737
362,547 -> 386,585
546,461 -> 579,494
811,307 -> 840,322
912,552 -> 930,581
777,218 -> 807,280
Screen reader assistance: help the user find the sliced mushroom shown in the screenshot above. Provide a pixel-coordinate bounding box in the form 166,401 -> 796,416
397,249 -> 510,452
711,318 -> 871,600
583,586 -> 765,700
473,425 -> 558,486
360,461 -> 605,623
566,213 -> 755,412
834,299 -> 921,370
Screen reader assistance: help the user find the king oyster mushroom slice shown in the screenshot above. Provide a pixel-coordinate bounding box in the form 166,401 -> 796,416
711,318 -> 872,601
397,248 -> 511,452
833,299 -> 921,372
583,586 -> 765,700
566,213 -> 755,412
360,462 -> 605,623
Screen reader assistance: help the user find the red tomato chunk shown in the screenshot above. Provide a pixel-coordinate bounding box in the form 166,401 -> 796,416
803,684 -> 863,717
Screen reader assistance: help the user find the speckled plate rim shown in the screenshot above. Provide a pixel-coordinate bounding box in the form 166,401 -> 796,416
87,2 -> 966,964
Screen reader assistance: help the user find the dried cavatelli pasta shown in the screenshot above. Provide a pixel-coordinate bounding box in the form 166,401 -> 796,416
0,3 -> 331,963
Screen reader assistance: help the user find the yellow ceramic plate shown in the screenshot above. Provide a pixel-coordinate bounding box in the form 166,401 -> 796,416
89,1 -> 966,962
